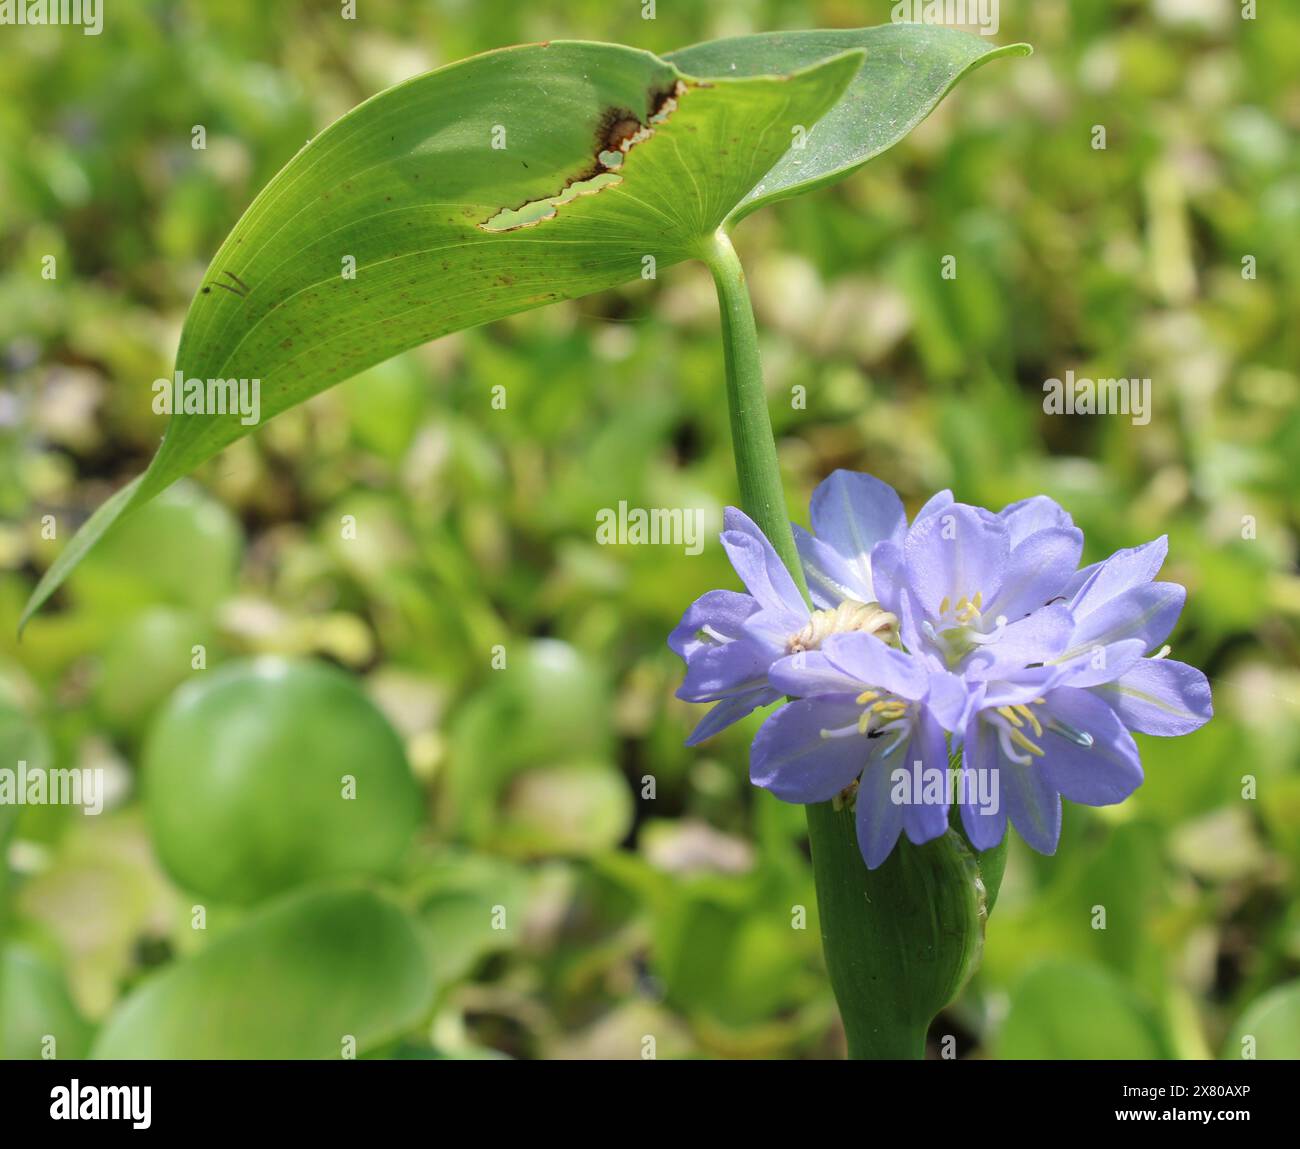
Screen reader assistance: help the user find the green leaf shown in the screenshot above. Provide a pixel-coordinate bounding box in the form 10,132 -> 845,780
0,698 -> 50,1050
997,959 -> 1169,1060
1223,980 -> 1300,1060
666,25 -> 1031,221
20,42 -> 860,629
2,946 -> 94,1061
412,852 -> 530,991
20,28 -> 1026,630
91,886 -> 432,1059
143,658 -> 422,906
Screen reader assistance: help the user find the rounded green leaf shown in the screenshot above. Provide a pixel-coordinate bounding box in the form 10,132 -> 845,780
1223,980 -> 1300,1060
93,607 -> 217,734
90,886 -> 432,1059
66,480 -> 242,612
144,657 -> 422,905
2,946 -> 93,1061
997,960 -> 1168,1060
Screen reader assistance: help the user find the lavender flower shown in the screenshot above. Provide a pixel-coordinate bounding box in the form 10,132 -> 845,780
671,469 -> 1214,869
670,474 -> 903,744
954,659 -> 1145,854
1055,535 -> 1213,736
755,634 -> 967,867
870,494 -> 1083,678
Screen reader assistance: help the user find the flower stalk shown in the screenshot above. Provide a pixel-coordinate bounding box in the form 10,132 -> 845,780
701,227 -> 988,1060
703,230 -> 807,594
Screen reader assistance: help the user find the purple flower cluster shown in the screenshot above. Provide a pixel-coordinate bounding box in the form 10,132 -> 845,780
670,472 -> 1212,868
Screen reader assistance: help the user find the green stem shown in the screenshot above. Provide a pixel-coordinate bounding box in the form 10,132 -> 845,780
703,227 -> 982,1061
703,229 -> 808,598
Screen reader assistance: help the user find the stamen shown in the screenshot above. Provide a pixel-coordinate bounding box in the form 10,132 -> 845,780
994,722 -> 1034,765
1008,727 -> 1045,758
988,711 -> 1045,763
1153,644 -> 1172,660
879,728 -> 910,758
820,723 -> 861,741
997,705 -> 1024,728
939,596 -> 950,615
1016,704 -> 1043,737
1045,717 -> 1094,748
855,690 -> 879,705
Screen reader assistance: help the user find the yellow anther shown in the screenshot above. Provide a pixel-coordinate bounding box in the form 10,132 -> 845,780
1008,727 -> 1045,758
869,701 -> 908,725
939,596 -> 950,615
855,690 -> 879,705
972,591 -> 983,609
997,705 -> 1024,728
1016,704 -> 1043,737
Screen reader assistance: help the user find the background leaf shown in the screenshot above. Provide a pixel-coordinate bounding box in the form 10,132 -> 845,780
1222,980 -> 1300,1060
90,886 -> 432,1059
1,946 -> 94,1061
996,959 -> 1169,1060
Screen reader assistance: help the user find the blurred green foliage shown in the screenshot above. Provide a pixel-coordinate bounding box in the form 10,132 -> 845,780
1,0 -> 1297,1059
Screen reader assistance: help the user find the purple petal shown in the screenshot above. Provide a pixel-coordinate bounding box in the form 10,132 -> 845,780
1050,638 -> 1147,688
1091,657 -> 1213,736
979,666 -> 1060,708
794,525 -> 871,609
868,540 -> 905,615
904,504 -> 1009,620
1067,536 -> 1169,618
959,715 -> 1009,851
900,708 -> 954,850
997,495 -> 1077,547
1001,754 -> 1063,855
914,489 -> 954,521
821,633 -> 929,701
856,748 -> 907,870
686,688 -> 778,746
808,471 -> 907,599
750,696 -> 868,803
962,602 -> 1075,680
1065,581 -> 1186,657
1040,687 -> 1143,807
677,638 -> 776,701
989,527 -> 1085,619
741,605 -> 805,652
668,589 -> 757,659
721,507 -> 806,617
926,669 -> 976,733
768,650 -> 865,698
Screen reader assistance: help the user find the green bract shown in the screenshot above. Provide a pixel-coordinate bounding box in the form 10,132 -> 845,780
20,28 -> 1027,630
143,657 -> 422,905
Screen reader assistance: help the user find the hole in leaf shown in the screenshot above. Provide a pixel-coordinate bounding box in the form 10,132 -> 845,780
480,171 -> 623,232
479,80 -> 686,234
